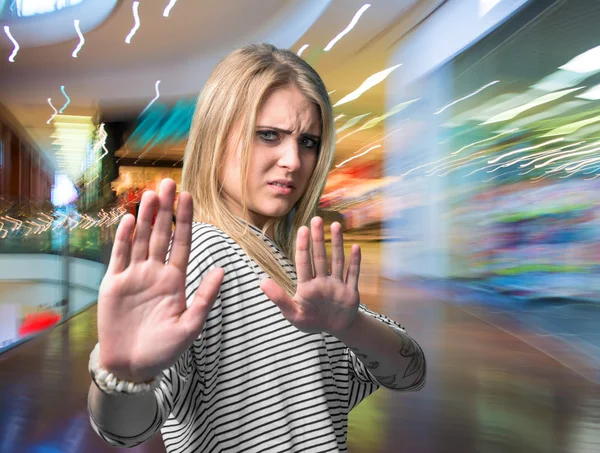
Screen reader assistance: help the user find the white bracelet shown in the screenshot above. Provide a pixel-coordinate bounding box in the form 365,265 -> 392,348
88,343 -> 163,396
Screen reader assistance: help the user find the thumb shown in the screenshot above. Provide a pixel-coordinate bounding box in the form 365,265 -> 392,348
179,267 -> 224,341
260,278 -> 298,322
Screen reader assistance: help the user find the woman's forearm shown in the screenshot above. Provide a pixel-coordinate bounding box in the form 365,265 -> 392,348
334,310 -> 426,391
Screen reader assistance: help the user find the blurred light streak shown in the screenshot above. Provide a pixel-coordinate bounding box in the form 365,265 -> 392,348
562,155 -> 600,173
542,113 -> 600,137
488,138 -> 564,164
560,45 -> 600,73
355,124 -> 405,155
162,0 -> 178,17
513,141 -> 586,167
140,81 -> 161,116
297,44 -> 309,56
431,153 -> 489,177
0,221 -> 7,239
337,113 -> 371,134
93,124 -> 109,164
359,99 -> 419,130
324,4 -> 370,52
482,87 -> 584,124
72,20 -> 85,58
483,167 -> 523,182
335,144 -> 380,168
334,114 -> 345,122
451,129 -> 518,155
336,129 -> 360,144
59,86 -> 71,113
334,64 -> 402,107
527,142 -> 599,168
46,98 -> 58,124
3,26 -> 19,62
435,81 -> 499,115
125,1 -> 141,44
576,84 -> 600,100
531,70 -> 589,91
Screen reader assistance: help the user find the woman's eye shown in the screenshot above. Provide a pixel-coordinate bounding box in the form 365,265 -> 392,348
258,130 -> 278,141
301,137 -> 319,149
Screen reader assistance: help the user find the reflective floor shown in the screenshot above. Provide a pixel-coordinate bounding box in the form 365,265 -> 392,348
1,255 -> 600,452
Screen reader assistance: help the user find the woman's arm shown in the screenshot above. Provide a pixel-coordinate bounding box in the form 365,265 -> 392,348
335,309 -> 426,391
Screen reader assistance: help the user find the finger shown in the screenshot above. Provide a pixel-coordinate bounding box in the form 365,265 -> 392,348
295,226 -> 313,283
310,217 -> 329,277
330,222 -> 345,280
130,190 -> 158,262
345,244 -> 361,291
179,267 -> 224,340
168,191 -> 193,272
260,278 -> 298,323
149,179 -> 177,263
107,214 -> 135,274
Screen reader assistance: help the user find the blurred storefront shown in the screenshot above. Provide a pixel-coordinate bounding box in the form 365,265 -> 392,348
384,0 -> 600,302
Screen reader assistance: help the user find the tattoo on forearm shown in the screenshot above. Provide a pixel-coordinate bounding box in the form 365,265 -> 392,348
351,349 -> 380,370
350,327 -> 426,390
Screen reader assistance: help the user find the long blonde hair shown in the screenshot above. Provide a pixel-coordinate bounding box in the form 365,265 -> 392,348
182,43 -> 335,297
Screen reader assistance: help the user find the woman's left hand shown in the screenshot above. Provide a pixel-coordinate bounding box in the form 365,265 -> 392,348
260,217 -> 361,336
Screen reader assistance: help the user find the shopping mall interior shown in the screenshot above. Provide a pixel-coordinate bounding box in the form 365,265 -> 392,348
1,0 -> 600,451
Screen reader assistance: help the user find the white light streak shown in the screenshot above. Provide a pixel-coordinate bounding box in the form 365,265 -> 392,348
435,81 -> 499,115
535,147 -> 600,169
335,144 -> 380,168
336,113 -> 370,134
297,44 -> 309,57
47,98 -> 58,124
488,138 -> 564,164
125,1 -> 141,44
482,87 -> 584,124
520,141 -> 592,167
451,129 -> 518,156
72,20 -> 85,58
163,0 -> 178,17
334,64 -> 401,107
93,124 -> 109,164
140,80 -> 162,116
560,45 -> 600,74
325,4 -> 370,52
4,26 -> 19,62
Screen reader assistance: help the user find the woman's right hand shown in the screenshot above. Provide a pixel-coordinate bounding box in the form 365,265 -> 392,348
97,178 -> 224,382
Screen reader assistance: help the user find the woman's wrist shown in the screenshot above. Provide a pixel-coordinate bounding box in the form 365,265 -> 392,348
89,343 -> 163,396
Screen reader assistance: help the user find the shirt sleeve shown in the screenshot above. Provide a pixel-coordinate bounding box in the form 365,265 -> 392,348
89,225 -> 218,447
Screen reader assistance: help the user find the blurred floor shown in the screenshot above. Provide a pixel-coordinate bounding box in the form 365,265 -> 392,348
1,243 -> 600,453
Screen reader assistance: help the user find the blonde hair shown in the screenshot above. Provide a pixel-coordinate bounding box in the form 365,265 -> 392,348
182,43 -> 335,297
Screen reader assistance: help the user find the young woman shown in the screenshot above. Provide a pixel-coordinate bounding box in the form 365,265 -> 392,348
88,43 -> 426,453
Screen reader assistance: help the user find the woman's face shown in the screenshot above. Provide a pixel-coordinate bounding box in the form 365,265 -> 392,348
220,84 -> 322,230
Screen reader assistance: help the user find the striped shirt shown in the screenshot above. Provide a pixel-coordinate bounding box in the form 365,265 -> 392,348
91,222 -> 407,452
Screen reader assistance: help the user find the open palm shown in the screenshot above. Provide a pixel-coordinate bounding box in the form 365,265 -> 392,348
261,217 -> 361,336
97,179 -> 223,382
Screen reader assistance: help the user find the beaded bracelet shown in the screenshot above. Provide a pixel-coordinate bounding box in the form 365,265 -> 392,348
88,343 -> 163,396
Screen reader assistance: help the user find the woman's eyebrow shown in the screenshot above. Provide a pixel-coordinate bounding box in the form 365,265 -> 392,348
256,125 -> 321,140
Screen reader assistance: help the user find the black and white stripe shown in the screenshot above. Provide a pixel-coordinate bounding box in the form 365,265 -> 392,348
91,222 -> 405,452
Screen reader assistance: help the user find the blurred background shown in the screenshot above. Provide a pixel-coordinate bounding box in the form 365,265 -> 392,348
1,0 -> 600,452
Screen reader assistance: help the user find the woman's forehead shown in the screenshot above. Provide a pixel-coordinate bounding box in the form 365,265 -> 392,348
257,87 -> 321,134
